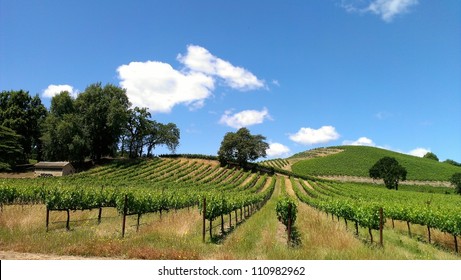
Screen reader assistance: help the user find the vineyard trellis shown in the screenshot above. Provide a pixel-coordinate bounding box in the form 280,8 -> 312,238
291,178 -> 461,253
0,158 -> 276,240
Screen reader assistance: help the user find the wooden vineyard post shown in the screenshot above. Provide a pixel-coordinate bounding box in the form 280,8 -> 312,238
136,214 -> 141,232
287,203 -> 292,246
209,218 -> 212,240
427,226 -> 431,244
98,185 -> 104,224
66,209 -> 70,231
221,213 -> 224,234
98,207 -> 103,225
454,235 -> 459,254
46,206 -> 50,232
122,194 -> 127,238
379,207 -> 384,247
407,221 -> 412,238
202,197 -> 206,243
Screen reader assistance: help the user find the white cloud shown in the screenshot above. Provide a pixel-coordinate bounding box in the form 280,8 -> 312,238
375,111 -> 393,120
408,147 -> 430,157
42,84 -> 78,98
341,0 -> 419,22
117,61 -> 214,113
343,137 -> 376,146
289,126 -> 340,145
118,45 -> 265,114
266,142 -> 291,157
177,45 -> 265,91
219,108 -> 271,129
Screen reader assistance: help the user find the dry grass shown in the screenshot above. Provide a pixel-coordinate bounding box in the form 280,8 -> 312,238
1,176 -> 460,260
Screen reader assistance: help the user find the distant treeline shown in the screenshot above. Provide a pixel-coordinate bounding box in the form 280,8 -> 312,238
0,84 -> 180,171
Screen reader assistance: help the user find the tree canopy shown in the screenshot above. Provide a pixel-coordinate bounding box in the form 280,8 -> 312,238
121,107 -> 180,158
1,83 -> 181,166
423,152 -> 439,161
0,90 -> 47,161
369,156 -> 407,190
450,173 -> 461,195
0,125 -> 23,171
217,127 -> 269,166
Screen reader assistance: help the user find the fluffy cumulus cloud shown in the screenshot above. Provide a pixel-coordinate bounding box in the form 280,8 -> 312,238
177,45 -> 265,90
341,0 -> 419,22
408,147 -> 430,157
42,84 -> 78,98
289,126 -> 340,145
343,137 -> 376,146
118,61 -> 214,113
219,108 -> 270,129
266,142 -> 291,158
118,45 -> 265,114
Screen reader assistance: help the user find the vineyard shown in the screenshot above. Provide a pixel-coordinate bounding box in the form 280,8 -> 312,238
1,156 -> 460,259
291,146 -> 461,181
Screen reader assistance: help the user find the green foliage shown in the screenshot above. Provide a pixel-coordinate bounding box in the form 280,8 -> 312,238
275,195 -> 297,229
444,159 -> 461,167
0,90 -> 47,161
218,127 -> 269,166
450,173 -> 461,195
75,83 -> 130,160
292,178 -> 461,237
291,146 -> 461,181
0,126 -> 23,171
121,107 -> 180,158
369,157 -> 407,190
42,92 -> 88,161
423,152 -> 439,161
0,158 -> 274,229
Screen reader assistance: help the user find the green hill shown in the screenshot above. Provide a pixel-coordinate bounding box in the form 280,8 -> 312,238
290,146 -> 461,181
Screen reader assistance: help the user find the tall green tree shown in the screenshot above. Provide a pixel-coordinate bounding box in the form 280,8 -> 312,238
0,126 -> 23,171
450,173 -> 461,195
369,156 -> 407,190
123,107 -> 152,158
145,122 -> 180,156
121,108 -> 180,158
41,91 -> 87,161
75,83 -> 130,160
217,127 -> 269,166
0,90 -> 47,161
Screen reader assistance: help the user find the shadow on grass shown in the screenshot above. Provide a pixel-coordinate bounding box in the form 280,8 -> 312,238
209,219 -> 248,244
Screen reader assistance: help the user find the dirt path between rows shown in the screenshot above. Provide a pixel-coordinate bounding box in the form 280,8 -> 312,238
0,250 -> 117,260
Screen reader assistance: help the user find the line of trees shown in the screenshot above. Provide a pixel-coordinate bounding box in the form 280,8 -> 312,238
0,83 -> 180,170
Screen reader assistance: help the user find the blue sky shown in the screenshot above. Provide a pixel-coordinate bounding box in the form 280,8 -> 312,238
1,0 -> 460,161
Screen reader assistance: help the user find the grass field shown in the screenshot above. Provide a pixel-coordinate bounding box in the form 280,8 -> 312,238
290,146 -> 461,181
1,157 -> 460,260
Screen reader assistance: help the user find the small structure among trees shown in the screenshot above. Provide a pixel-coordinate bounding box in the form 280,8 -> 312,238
34,161 -> 75,177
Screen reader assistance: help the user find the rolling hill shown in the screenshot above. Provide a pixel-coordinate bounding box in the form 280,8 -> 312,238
289,146 -> 461,182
